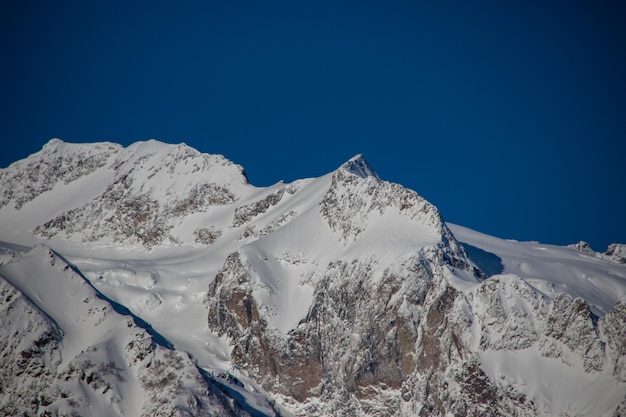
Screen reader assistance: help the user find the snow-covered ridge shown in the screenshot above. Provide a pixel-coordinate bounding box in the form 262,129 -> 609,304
0,139 -> 625,417
449,223 -> 626,316
569,240 -> 626,265
0,139 -> 251,248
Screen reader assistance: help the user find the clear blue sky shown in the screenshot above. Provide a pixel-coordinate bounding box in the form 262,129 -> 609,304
1,0 -> 625,250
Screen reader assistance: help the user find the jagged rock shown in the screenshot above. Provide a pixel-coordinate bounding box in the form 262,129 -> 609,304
570,240 -> 596,256
570,240 -> 626,265
606,244 -> 626,264
232,186 -> 297,228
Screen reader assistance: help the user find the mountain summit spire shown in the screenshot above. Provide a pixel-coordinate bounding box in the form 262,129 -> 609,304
339,154 -> 380,180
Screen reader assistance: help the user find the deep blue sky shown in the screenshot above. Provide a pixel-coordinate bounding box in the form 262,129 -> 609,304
2,1 -> 625,250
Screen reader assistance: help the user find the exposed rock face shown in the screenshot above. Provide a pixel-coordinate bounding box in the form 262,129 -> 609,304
207,250 -> 541,416
570,240 -> 596,256
600,299 -> 626,383
233,186 -> 296,228
35,182 -> 171,247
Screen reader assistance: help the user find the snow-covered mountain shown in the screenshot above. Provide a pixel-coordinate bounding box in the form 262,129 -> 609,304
1,139 -> 624,417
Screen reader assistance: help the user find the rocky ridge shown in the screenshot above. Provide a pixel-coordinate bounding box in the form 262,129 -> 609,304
570,241 -> 626,265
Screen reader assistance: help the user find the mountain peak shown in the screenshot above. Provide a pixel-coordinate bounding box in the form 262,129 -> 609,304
338,154 -> 380,179
43,138 -> 64,149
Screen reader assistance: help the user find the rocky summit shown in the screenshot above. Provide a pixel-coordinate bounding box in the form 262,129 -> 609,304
1,139 -> 625,416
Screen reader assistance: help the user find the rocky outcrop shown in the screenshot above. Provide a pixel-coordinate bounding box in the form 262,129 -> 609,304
570,240 -> 626,265
600,298 -> 626,382
232,185 -> 298,228
606,244 -> 626,265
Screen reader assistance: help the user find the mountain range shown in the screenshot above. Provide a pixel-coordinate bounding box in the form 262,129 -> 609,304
1,139 -> 625,416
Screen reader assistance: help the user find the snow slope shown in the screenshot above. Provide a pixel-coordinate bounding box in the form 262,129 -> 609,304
449,223 -> 626,316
